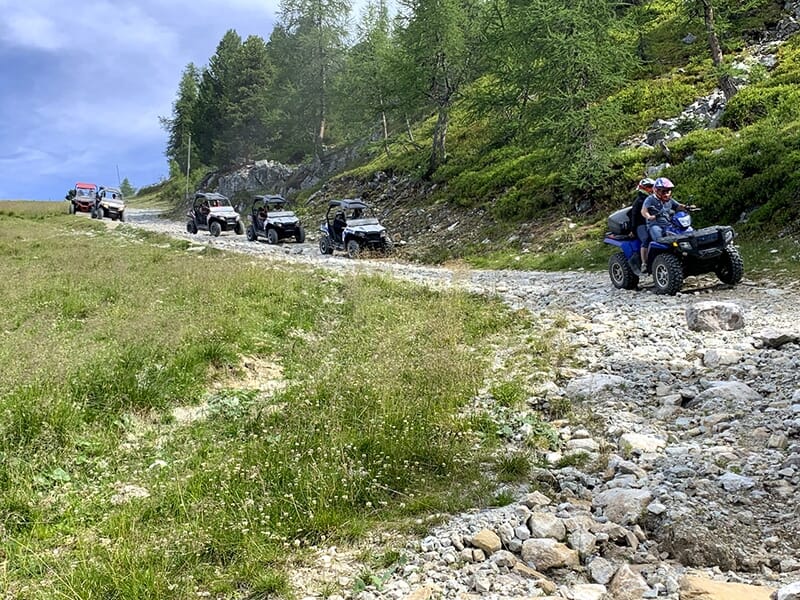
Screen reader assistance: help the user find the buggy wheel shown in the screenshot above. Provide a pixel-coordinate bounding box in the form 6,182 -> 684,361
186,219 -> 198,234
346,239 -> 361,259
295,226 -> 306,243
246,225 -> 256,241
266,228 -> 279,245
652,254 -> 684,295
608,252 -> 639,290
319,234 -> 333,255
119,211 -> 125,222
715,245 -> 744,285
209,221 -> 222,237
234,221 -> 245,235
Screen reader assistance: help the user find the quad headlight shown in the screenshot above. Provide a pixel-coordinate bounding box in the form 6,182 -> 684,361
679,241 -> 693,251
723,230 -> 734,243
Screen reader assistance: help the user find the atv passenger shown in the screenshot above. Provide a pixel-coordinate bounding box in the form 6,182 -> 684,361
631,177 -> 655,268
643,177 -> 692,243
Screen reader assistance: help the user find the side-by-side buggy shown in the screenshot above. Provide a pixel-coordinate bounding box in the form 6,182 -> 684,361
246,195 -> 305,244
318,199 -> 393,258
186,192 -> 245,237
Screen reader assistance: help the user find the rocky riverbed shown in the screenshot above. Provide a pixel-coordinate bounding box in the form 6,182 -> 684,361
121,209 -> 800,600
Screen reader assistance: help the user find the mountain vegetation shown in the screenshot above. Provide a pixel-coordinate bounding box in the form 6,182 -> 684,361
159,0 -> 798,242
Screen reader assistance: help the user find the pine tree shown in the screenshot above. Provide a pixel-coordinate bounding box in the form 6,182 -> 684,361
119,178 -> 136,198
160,63 -> 200,173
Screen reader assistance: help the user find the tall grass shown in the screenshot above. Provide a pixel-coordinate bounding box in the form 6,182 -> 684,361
0,205 -> 560,598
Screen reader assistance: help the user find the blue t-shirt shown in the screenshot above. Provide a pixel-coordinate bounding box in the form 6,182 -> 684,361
643,194 -> 679,226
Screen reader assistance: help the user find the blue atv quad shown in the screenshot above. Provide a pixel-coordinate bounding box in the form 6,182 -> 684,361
603,206 -> 744,295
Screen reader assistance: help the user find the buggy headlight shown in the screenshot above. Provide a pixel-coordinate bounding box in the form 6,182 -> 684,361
679,241 -> 693,251
723,230 -> 733,243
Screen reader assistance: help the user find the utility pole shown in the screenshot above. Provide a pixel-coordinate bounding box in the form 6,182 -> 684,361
116,164 -> 121,188
185,133 -> 192,201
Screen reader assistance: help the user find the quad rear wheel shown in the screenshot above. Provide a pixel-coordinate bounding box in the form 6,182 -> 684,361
652,254 -> 684,295
608,252 -> 639,290
715,245 -> 744,285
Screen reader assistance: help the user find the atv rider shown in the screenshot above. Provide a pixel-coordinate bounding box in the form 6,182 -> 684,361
630,178 -> 655,270
333,210 -> 346,241
643,177 -> 693,244
256,204 -> 268,229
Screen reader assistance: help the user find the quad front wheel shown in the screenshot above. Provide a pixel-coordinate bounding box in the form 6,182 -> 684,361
346,239 -> 361,259
266,228 -> 279,245
652,254 -> 684,295
608,252 -> 639,290
715,245 -> 744,285
209,221 -> 222,237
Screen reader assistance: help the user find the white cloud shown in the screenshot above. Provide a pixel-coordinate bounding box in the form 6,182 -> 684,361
3,11 -> 63,51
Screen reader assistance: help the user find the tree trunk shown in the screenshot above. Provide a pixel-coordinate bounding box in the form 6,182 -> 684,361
428,105 -> 449,176
405,116 -> 421,149
700,0 -> 738,99
381,110 -> 391,157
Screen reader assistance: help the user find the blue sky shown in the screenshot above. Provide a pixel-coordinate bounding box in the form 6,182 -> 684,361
0,0 -> 280,200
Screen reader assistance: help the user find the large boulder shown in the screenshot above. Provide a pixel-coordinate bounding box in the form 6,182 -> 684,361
679,575 -> 775,599
592,488 -> 653,525
685,301 -> 745,331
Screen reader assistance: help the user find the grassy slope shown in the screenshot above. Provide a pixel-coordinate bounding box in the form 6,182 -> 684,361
0,204 -> 570,598
332,0 -> 797,270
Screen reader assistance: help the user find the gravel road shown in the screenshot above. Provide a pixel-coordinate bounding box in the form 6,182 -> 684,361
119,208 -> 800,599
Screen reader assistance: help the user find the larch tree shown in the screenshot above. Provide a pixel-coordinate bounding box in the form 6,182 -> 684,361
275,0 -> 352,158
394,0 -> 485,176
333,0 -> 396,154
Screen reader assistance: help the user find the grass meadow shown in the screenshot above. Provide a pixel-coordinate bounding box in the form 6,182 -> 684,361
0,202 -> 567,599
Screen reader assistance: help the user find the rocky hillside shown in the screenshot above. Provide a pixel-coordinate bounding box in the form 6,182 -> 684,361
186,1 -> 800,263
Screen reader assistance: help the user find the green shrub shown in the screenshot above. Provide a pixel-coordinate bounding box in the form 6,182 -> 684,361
721,85 -> 800,129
